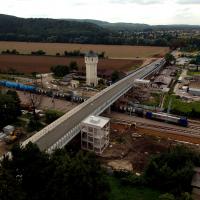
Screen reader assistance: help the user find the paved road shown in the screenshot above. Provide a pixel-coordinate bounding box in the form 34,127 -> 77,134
23,58 -> 165,151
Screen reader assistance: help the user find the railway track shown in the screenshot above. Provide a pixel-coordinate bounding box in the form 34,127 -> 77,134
136,122 -> 200,135
188,119 -> 200,125
111,117 -> 200,138
110,116 -> 200,145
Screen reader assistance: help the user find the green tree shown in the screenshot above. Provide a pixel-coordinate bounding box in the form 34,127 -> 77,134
31,71 -> 38,78
31,50 -> 46,56
69,61 -> 78,71
165,53 -> 176,65
0,143 -> 110,200
45,109 -> 63,124
66,151 -> 110,200
159,193 -> 175,200
27,118 -> 43,132
144,145 -> 198,195
111,70 -> 120,83
0,92 -> 21,128
51,65 -> 69,77
190,55 -> 200,69
179,192 -> 193,200
0,166 -> 25,200
10,143 -> 52,200
98,78 -> 105,85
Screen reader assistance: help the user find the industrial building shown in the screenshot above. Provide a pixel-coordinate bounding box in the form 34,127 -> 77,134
70,80 -> 79,88
85,51 -> 98,87
81,115 -> 110,154
152,75 -> 172,89
176,57 -> 191,66
189,76 -> 200,96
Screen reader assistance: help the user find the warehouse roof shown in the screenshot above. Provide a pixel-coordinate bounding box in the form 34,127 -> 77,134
154,75 -> 172,85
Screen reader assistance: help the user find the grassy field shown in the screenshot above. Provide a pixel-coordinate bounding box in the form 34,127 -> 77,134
108,176 -> 161,200
0,41 -> 169,59
187,71 -> 200,76
164,95 -> 200,118
0,55 -> 143,74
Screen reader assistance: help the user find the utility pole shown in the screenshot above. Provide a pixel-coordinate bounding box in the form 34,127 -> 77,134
167,97 -> 173,114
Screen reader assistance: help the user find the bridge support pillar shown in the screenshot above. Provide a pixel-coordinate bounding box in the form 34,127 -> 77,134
106,106 -> 111,114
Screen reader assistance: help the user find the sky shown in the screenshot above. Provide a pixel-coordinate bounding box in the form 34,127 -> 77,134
1,0 -> 200,25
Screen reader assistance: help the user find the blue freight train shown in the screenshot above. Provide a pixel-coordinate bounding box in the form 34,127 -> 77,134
0,80 -> 36,92
119,106 -> 188,127
146,111 -> 188,127
0,80 -> 87,103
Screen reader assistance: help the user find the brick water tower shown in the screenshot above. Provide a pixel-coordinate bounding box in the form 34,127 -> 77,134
85,51 -> 98,87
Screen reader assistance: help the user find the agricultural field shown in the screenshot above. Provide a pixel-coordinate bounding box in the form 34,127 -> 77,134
0,55 -> 143,74
0,41 -> 169,59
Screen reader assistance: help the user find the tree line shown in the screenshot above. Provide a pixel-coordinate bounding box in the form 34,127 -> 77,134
50,61 -> 78,77
0,90 -> 21,128
0,49 -> 105,58
0,143 -> 110,200
0,14 -> 200,49
0,142 -> 198,200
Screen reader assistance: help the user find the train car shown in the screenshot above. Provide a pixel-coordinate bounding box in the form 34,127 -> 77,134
0,80 -> 36,92
135,108 -> 144,117
146,111 -> 188,127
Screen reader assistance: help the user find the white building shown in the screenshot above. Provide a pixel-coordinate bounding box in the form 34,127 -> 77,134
70,80 -> 79,88
176,57 -> 191,66
3,125 -> 15,135
81,115 -> 110,154
85,51 -> 98,87
189,88 -> 200,96
189,81 -> 200,96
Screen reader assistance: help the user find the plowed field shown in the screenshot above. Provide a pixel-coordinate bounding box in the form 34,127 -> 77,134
0,55 -> 143,73
0,41 -> 169,59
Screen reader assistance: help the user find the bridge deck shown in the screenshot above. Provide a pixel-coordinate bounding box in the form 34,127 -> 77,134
22,58 -> 165,151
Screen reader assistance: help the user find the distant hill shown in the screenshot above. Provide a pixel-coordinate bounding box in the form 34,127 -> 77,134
0,14 -> 111,43
65,19 -> 151,32
0,14 -> 200,48
67,19 -> 200,31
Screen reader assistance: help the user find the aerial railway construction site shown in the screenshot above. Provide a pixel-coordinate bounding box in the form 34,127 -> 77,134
21,59 -> 166,152
0,45 -> 200,163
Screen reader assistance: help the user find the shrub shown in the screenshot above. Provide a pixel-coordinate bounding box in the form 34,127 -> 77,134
159,193 -> 175,200
45,110 -> 63,124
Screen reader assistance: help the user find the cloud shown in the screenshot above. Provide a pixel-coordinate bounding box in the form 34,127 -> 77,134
110,0 -> 164,4
176,0 -> 200,4
0,0 -> 200,25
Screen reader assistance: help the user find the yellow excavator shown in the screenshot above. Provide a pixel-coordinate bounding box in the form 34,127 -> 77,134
4,128 -> 24,144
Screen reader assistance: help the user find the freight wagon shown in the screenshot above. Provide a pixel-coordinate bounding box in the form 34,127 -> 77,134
0,80 -> 36,92
118,106 -> 188,127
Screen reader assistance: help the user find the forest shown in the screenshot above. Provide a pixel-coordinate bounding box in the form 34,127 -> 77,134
0,14 -> 200,50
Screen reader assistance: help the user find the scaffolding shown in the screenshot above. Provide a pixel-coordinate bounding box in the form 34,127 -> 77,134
81,115 -> 110,154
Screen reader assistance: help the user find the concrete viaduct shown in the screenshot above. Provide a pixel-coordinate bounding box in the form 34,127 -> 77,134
22,58 -> 166,153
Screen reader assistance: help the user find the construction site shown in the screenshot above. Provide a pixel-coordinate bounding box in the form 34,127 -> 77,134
98,114 -> 200,173
0,51 -> 200,169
